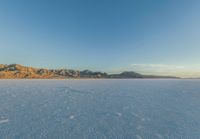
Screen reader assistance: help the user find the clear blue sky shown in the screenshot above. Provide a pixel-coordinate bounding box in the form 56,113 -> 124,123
1,0 -> 200,75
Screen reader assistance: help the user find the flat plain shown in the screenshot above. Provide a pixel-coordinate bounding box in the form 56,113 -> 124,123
0,79 -> 200,139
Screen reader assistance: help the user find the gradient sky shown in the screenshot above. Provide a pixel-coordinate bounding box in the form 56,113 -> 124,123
1,0 -> 200,76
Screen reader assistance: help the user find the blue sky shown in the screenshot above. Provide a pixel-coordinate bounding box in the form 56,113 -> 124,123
1,0 -> 200,76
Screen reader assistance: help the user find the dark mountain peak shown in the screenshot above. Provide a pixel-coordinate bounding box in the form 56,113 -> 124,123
119,71 -> 143,78
80,70 -> 108,78
80,70 -> 93,74
109,71 -> 143,78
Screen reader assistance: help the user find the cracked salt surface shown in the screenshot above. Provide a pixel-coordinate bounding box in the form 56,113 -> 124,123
136,135 -> 143,139
116,112 -> 122,117
0,79 -> 200,139
0,119 -> 9,124
69,115 -> 75,119
155,133 -> 163,139
136,125 -> 142,130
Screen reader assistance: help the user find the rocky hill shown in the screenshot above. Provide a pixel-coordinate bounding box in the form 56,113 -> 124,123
0,64 -> 178,79
0,64 -> 80,79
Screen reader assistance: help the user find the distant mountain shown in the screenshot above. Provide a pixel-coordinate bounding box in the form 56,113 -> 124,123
142,75 -> 179,78
80,70 -> 108,78
109,71 -> 143,78
0,64 -> 178,79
